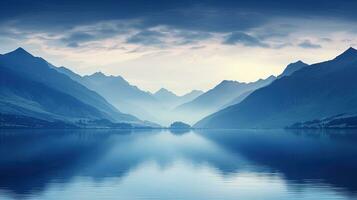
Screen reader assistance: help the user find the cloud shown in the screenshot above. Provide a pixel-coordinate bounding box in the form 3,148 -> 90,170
1,0 -> 357,34
67,42 -> 79,48
55,21 -> 136,48
172,30 -> 213,45
126,30 -> 165,46
223,32 -> 269,47
320,37 -> 332,42
190,45 -> 206,50
298,40 -> 322,49
1,0 -> 357,52
61,32 -> 96,45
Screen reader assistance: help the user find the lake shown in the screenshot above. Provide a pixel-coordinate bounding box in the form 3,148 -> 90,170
0,129 -> 357,200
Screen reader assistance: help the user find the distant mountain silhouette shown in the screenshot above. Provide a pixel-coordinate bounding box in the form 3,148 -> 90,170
195,47 -> 357,128
153,88 -> 203,109
174,76 -> 276,124
57,66 -> 204,125
153,88 -> 180,108
0,48 -> 148,128
181,90 -> 204,102
57,68 -> 180,125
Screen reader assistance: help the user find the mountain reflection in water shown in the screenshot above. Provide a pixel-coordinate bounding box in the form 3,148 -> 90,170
0,129 -> 356,200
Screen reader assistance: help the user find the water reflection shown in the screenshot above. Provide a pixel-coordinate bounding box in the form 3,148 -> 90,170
0,129 -> 356,199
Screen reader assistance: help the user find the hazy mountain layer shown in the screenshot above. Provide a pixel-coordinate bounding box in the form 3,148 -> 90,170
0,48 -> 146,128
174,75 -> 276,124
153,88 -> 203,109
195,48 -> 357,128
57,67 -> 203,125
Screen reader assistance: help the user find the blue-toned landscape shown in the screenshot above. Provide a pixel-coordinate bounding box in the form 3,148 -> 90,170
1,0 -> 357,199
1,129 -> 357,200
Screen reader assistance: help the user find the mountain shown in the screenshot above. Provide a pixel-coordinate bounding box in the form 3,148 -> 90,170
56,67 -> 162,124
181,90 -> 204,102
153,88 -> 203,109
222,75 -> 277,108
278,60 -> 308,77
153,88 -> 179,108
0,48 -> 146,128
223,61 -> 308,108
57,66 -> 204,125
195,47 -> 357,128
174,76 -> 276,124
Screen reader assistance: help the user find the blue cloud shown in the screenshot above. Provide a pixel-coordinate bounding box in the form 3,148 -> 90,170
1,0 -> 357,50
67,42 -> 79,48
126,30 -> 165,46
2,0 -> 357,34
61,33 -> 95,44
223,32 -> 269,47
298,40 -> 322,49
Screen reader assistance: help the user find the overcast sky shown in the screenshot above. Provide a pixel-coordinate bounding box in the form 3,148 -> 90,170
1,0 -> 357,94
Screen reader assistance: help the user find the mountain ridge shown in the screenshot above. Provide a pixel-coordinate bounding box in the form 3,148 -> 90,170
173,75 -> 277,124
0,47 -> 150,128
195,47 -> 357,128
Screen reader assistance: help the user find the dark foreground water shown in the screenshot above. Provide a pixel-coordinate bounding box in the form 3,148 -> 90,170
0,129 -> 357,200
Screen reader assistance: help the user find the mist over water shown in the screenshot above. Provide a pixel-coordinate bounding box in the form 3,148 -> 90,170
0,129 -> 357,200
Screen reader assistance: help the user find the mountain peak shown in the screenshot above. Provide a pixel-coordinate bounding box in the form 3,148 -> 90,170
188,89 -> 204,94
91,71 -> 107,77
279,60 -> 308,77
217,80 -> 241,87
266,75 -> 276,80
220,80 -> 239,84
342,47 -> 357,55
6,47 -> 34,58
334,47 -> 357,61
14,47 -> 27,53
289,60 -> 308,67
347,46 -> 357,52
155,88 -> 177,96
294,60 -> 305,65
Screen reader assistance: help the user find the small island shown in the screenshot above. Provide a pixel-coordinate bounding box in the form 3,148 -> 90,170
169,121 -> 192,135
169,121 -> 191,129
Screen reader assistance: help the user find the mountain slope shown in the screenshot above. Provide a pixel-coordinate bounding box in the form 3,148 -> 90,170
174,76 -> 276,124
0,66 -> 107,121
154,88 -> 178,103
57,67 -> 203,125
223,61 -> 308,109
0,48 -> 142,126
180,90 -> 204,103
56,68 -> 162,123
195,47 -> 357,128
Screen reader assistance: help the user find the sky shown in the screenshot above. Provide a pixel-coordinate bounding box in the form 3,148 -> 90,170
1,0 -> 357,95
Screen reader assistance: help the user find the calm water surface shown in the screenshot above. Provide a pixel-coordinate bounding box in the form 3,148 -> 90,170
0,129 -> 357,200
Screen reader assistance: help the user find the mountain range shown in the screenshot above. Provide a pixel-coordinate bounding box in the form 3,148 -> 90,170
3,47 -> 354,129
56,59 -> 310,126
195,47 -> 357,129
153,88 -> 203,109
173,61 -> 308,124
173,77 -> 276,124
56,67 -> 203,125
0,48 -> 152,128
